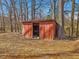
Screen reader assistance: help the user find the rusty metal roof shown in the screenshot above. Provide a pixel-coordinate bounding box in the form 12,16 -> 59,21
22,19 -> 56,24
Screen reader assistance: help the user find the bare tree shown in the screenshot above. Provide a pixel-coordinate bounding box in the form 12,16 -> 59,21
76,5 -> 79,37
21,0 -> 28,21
4,0 -> 13,32
71,0 -> 75,37
10,0 -> 18,32
58,0 -> 65,39
0,0 -> 5,32
20,0 -> 23,21
25,0 -> 28,20
50,0 -> 54,19
31,0 -> 36,19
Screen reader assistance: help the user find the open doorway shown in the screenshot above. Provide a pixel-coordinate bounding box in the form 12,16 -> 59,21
33,23 -> 39,39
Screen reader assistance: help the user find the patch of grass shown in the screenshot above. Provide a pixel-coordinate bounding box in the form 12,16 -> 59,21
0,33 -> 79,59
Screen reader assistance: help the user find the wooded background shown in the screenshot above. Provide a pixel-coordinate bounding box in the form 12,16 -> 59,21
0,0 -> 79,39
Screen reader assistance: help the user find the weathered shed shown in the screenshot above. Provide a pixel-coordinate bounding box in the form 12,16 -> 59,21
22,20 -> 57,40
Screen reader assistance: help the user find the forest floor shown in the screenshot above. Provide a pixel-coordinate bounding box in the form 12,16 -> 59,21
0,33 -> 79,59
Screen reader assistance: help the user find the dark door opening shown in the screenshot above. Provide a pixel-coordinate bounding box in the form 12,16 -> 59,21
33,23 -> 39,38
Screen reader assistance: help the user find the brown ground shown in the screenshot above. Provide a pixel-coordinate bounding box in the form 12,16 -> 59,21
0,33 -> 79,59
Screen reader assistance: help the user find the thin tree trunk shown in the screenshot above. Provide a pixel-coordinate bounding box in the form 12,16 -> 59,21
76,6 -> 79,37
9,6 -> 13,32
20,0 -> 23,21
31,0 -> 36,19
11,0 -> 18,32
39,0 -> 42,19
50,0 -> 54,19
25,0 -> 28,20
71,0 -> 75,37
0,1 -> 2,32
1,2 -> 5,32
5,0 -> 13,32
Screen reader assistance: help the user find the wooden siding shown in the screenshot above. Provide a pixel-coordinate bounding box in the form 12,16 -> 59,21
40,23 -> 45,39
22,20 -> 57,40
22,23 -> 32,39
39,22 -> 56,40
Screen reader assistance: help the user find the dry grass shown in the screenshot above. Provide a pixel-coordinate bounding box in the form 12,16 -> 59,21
0,33 -> 79,59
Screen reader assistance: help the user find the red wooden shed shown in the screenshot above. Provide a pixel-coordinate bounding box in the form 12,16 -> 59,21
22,20 -> 57,40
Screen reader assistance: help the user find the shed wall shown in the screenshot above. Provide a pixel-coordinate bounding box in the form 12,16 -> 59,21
40,22 -> 56,40
22,23 -> 32,39
22,20 -> 57,40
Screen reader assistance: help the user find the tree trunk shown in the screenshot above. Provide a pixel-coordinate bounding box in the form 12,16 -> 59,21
71,0 -> 75,38
31,0 -> 36,19
50,0 -> 54,19
58,0 -> 64,39
11,0 -> 18,32
9,6 -> 13,32
20,0 -> 23,21
76,6 -> 79,37
1,2 -> 5,32
25,0 -> 28,20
